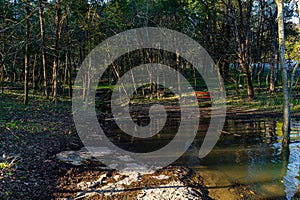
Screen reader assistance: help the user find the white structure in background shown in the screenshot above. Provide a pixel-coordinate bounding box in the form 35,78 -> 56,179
229,60 -> 300,72
251,60 -> 299,71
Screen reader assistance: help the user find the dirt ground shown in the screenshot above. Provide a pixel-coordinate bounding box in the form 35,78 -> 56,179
0,94 -> 209,199
1,93 -> 296,199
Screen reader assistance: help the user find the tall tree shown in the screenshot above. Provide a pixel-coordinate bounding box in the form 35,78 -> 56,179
267,1 -> 278,93
229,0 -> 255,99
64,3 -> 72,97
1,1 -> 5,94
52,0 -> 61,104
276,0 -> 290,146
24,0 -> 30,105
38,0 -> 48,99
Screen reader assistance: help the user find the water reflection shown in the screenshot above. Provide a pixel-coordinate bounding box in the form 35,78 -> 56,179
100,111 -> 300,198
187,118 -> 300,199
283,121 -> 300,200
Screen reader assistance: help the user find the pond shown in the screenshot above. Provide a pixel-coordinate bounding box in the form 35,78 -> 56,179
180,117 -> 300,199
98,106 -> 300,199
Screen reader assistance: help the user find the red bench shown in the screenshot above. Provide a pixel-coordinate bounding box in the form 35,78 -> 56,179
195,91 -> 214,99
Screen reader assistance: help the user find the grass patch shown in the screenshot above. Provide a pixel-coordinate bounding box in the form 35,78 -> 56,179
0,162 -> 11,170
0,92 -> 73,136
224,81 -> 300,113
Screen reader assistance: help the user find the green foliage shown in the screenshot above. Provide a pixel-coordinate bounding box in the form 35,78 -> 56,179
0,93 -> 72,136
6,121 -> 19,129
0,0 -> 299,104
0,162 -> 10,170
286,26 -> 300,60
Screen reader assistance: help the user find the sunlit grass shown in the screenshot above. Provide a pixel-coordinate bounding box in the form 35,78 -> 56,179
0,162 -> 11,170
0,92 -> 72,136
224,82 -> 300,113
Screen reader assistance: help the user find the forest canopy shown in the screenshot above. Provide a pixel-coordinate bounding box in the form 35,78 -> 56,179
0,0 -> 299,102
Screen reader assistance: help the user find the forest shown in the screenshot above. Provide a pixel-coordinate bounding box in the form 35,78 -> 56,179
1,0 -> 299,101
1,0 -> 300,199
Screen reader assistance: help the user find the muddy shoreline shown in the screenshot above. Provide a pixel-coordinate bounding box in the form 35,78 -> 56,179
1,94 -> 298,199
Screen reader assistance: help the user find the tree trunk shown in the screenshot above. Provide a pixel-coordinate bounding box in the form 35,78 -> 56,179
245,68 -> 254,99
269,41 -> 276,92
290,61 -> 300,94
68,53 -> 72,97
229,0 -> 254,99
1,1 -> 6,94
24,0 -> 30,105
296,0 -> 300,18
32,54 -> 37,93
269,15 -> 277,93
176,51 -> 181,98
84,5 -> 92,108
63,3 -> 72,97
217,61 -> 225,92
52,0 -> 61,104
12,53 -> 17,82
276,0 -> 290,146
1,59 -> 4,94
38,0 -> 48,99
